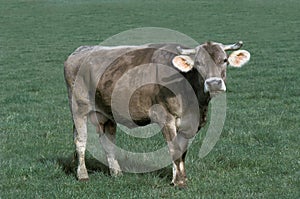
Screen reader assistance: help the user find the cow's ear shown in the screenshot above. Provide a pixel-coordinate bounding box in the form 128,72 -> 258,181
172,55 -> 194,72
228,50 -> 251,67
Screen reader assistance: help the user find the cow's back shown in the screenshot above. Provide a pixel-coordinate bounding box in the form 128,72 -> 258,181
64,45 -> 172,120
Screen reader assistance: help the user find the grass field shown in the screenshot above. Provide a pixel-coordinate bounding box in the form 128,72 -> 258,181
1,0 -> 299,198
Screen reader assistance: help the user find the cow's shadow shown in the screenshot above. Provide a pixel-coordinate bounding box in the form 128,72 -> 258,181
53,153 -> 172,182
55,153 -> 110,177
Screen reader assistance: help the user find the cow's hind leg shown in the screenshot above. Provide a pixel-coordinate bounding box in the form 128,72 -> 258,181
99,120 -> 122,176
73,116 -> 89,181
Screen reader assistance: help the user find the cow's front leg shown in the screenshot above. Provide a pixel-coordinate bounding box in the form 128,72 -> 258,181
168,134 -> 189,188
73,116 -> 89,181
162,117 -> 189,188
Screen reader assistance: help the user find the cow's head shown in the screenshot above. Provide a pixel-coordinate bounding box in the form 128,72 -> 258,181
172,41 -> 250,96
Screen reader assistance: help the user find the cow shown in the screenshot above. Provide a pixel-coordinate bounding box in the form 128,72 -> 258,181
64,41 -> 250,188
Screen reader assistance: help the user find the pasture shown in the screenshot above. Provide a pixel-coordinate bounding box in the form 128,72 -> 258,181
1,0 -> 299,198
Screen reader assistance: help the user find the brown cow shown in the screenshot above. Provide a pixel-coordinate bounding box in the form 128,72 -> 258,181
64,41 -> 250,188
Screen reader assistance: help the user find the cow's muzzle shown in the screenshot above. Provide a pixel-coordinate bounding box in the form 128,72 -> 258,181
204,77 -> 226,95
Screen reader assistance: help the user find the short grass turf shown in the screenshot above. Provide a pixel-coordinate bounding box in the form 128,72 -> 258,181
1,0 -> 299,198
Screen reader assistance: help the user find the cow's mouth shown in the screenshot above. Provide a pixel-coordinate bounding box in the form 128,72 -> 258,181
209,90 -> 225,98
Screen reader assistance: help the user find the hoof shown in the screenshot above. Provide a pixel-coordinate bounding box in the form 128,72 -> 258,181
170,181 -> 187,189
77,167 -> 89,181
110,169 -> 123,177
176,183 -> 187,190
78,177 -> 89,182
108,159 -> 122,177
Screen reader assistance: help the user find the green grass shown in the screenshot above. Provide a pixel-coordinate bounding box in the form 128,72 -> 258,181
1,0 -> 299,198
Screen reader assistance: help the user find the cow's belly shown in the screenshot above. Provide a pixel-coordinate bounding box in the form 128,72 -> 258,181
94,84 -> 159,128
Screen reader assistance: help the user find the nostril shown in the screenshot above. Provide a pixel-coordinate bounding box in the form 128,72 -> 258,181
204,77 -> 226,93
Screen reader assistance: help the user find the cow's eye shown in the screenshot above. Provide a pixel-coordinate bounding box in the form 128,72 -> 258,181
223,58 -> 228,63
